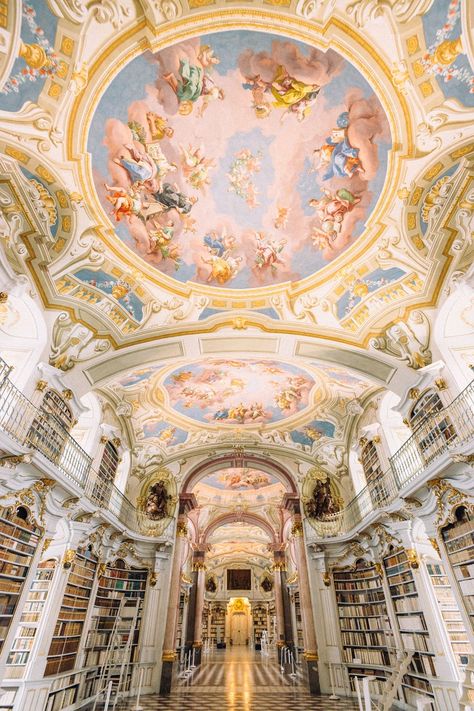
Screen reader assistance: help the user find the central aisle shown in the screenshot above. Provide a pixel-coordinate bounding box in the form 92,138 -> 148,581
119,648 -> 360,710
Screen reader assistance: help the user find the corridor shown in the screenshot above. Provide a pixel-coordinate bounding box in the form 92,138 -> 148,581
118,648 -> 360,710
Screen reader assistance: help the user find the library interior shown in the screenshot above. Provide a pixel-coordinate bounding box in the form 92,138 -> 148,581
0,0 -> 473,709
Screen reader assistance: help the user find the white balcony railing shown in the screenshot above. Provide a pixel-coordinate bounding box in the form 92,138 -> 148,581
0,357 -> 473,539
309,379 -> 474,538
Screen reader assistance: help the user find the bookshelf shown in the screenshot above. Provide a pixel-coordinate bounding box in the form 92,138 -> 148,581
293,592 -> 304,651
83,558 -> 147,696
441,507 -> 474,630
211,605 -> 225,647
45,672 -> 82,711
45,550 -> 97,676
6,559 -> 56,669
0,505 -> 41,656
252,604 -> 267,644
333,560 -> 393,697
426,561 -> 472,666
383,549 -> 435,708
175,591 -> 186,651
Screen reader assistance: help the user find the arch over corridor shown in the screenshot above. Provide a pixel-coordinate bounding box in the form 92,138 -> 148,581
201,512 -> 278,546
181,453 -> 298,496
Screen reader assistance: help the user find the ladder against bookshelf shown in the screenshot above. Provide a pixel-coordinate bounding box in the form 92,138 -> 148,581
383,548 -> 436,709
6,558 -> 56,671
45,549 -> 97,676
83,558 -> 147,698
333,559 -> 393,698
0,505 -> 42,656
426,561 -> 473,666
441,506 -> 474,632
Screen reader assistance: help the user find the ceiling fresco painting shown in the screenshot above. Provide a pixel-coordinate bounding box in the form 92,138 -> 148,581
162,358 -> 315,425
196,468 -> 280,491
1,1 -> 59,108
421,0 -> 474,106
90,30 -> 391,290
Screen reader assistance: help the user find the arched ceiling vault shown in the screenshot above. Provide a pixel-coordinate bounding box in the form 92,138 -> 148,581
0,0 -> 473,502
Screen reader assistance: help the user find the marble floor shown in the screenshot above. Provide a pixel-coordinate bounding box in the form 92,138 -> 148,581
115,648 -> 360,710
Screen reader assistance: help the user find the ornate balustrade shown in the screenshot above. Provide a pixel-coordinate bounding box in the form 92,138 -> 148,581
310,379 -> 474,539
0,357 -> 473,539
0,357 -> 146,534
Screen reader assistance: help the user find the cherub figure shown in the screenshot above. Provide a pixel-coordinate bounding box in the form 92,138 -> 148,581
180,144 -> 215,190
147,219 -> 181,270
146,112 -> 174,140
104,184 -> 143,222
203,230 -> 236,258
254,232 -> 287,272
274,206 -> 289,230
202,253 -> 242,284
309,187 -> 361,240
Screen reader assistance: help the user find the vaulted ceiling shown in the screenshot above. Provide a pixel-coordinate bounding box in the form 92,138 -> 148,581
0,0 -> 473,560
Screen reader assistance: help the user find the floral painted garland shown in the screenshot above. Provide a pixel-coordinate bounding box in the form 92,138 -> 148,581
421,0 -> 474,93
1,3 -> 58,95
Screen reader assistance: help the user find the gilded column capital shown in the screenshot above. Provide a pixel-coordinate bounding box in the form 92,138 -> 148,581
303,650 -> 318,661
162,650 -> 177,662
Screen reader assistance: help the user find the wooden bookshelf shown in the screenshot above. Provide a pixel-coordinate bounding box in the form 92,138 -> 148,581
441,507 -> 474,629
83,558 -> 147,696
210,604 -> 225,646
426,561 -> 472,667
175,591 -> 186,651
333,560 -> 393,697
293,591 -> 303,651
252,603 -> 267,644
45,550 -> 97,676
0,505 -> 41,656
6,559 -> 56,668
45,672 -> 82,711
383,549 -> 435,708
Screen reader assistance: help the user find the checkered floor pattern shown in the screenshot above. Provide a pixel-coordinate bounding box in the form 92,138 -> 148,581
118,692 -> 359,709
112,649 -> 359,710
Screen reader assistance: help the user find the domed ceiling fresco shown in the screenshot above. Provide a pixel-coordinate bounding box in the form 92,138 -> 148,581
162,358 -> 315,425
89,30 -> 391,289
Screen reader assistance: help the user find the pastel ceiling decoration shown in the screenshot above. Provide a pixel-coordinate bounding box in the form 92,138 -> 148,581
162,358 -> 315,426
197,468 -> 280,491
89,30 -> 391,290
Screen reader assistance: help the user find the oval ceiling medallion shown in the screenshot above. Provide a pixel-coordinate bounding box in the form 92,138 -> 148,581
89,30 -> 391,291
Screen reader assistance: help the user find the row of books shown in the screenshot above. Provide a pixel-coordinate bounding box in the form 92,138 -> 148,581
338,604 -> 388,617
333,579 -> 381,591
341,631 -> 388,647
336,591 -> 385,604
339,617 -> 390,631
343,648 -> 391,665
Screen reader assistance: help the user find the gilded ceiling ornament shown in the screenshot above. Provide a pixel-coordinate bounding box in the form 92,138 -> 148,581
346,0 -> 432,27
421,176 -> 451,223
63,549 -> 76,569
427,477 -> 469,526
49,312 -> 110,371
369,310 -> 431,369
0,292 -> 8,304
29,180 -> 57,225
405,549 -> 419,569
